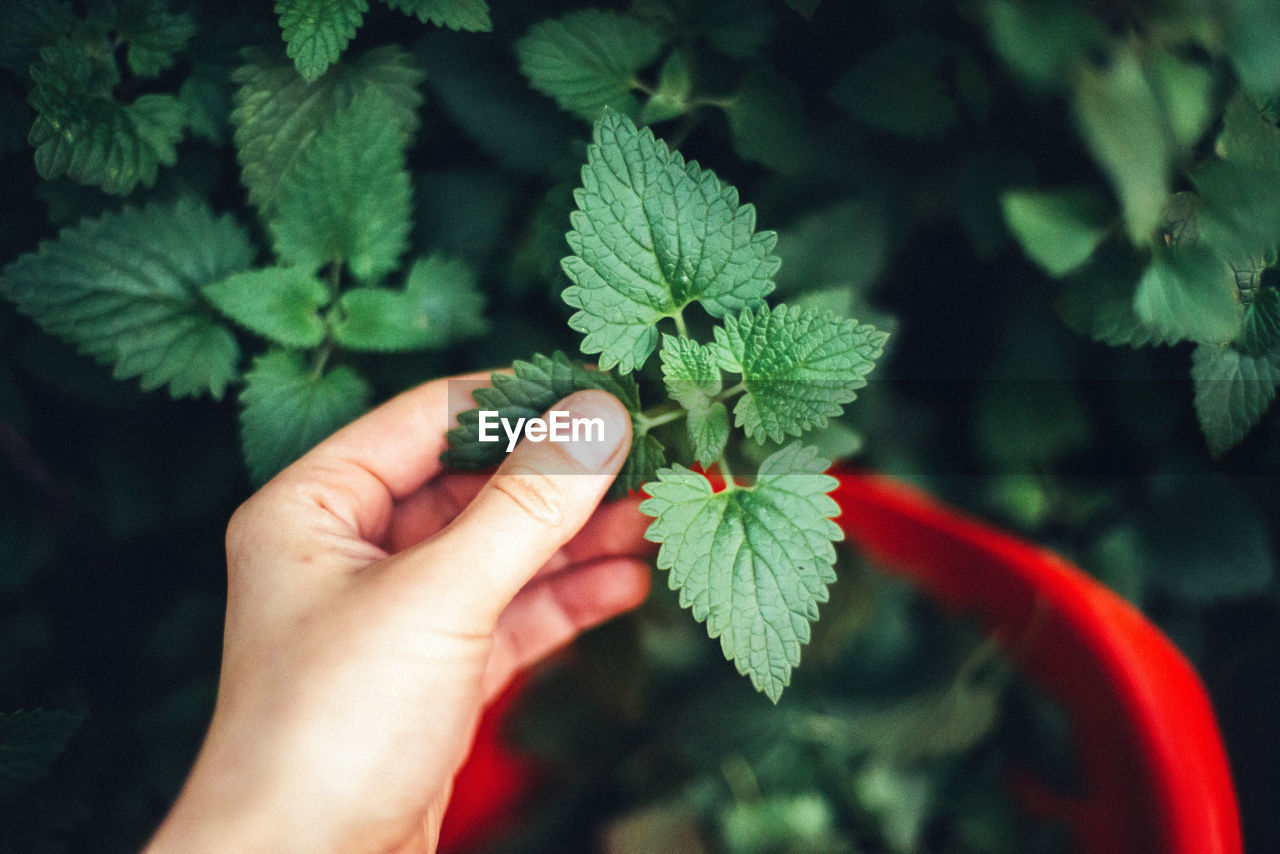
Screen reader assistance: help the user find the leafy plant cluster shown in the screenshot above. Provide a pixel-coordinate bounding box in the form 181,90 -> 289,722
445,109 -> 887,702
987,0 -> 1280,457
2,0 -> 1280,851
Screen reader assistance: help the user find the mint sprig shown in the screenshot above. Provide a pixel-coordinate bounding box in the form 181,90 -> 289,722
446,111 -> 887,701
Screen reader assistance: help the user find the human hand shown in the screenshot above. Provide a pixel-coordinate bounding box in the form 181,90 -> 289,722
144,374 -> 652,854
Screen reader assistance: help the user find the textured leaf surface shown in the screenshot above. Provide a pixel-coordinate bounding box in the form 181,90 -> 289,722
0,199 -> 252,399
269,88 -> 412,281
1000,187 -> 1111,277
660,334 -> 728,466
685,401 -> 730,468
660,334 -> 722,410
382,0 -> 490,30
1191,343 -> 1280,457
712,304 -> 888,443
202,266 -> 329,349
28,42 -> 185,195
563,111 -> 779,372
0,709 -> 86,799
239,349 -> 371,483
276,0 -> 368,83
231,46 -> 424,219
640,443 -> 842,702
516,10 -> 663,121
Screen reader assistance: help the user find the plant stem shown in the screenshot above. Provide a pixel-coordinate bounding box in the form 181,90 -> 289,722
310,339 -> 333,378
672,308 -> 689,338
717,381 -> 746,401
716,453 -> 737,489
635,403 -> 686,433
326,258 -> 342,303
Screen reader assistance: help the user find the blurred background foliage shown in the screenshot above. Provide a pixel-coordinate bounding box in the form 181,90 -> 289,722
2,0 -> 1279,851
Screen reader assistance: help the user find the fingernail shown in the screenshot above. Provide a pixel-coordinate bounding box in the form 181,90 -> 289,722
560,390 -> 628,470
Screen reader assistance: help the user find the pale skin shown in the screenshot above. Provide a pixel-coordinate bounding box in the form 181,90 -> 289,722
144,375 -> 652,854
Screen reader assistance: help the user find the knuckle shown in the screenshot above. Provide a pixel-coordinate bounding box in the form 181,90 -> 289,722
491,465 -> 566,529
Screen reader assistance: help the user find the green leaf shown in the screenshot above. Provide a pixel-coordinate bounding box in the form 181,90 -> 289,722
981,0 -> 1105,91
331,256 -> 484,353
686,402 -> 730,469
829,33 -> 960,139
332,289 -> 424,352
403,255 -> 487,346
1193,160 -> 1280,262
563,110 -> 780,372
112,0 -> 196,78
0,198 -> 252,399
515,9 -> 663,122
615,432 -> 667,499
275,0 -> 368,83
0,709 -> 86,799
270,88 -> 412,281
1213,92 -> 1280,174
640,51 -> 692,125
639,443 -> 843,702
722,68 -> 813,173
659,334 -> 722,411
1059,268 -> 1177,348
27,42 -> 186,195
1133,250 -> 1243,345
1072,49 -> 1171,243
1191,343 -> 1280,457
231,46 -> 424,219
1242,288 -> 1280,356
381,0 -> 490,30
202,267 -> 329,349
239,349 -> 372,483
712,304 -> 888,444
1145,51 -> 1215,154
659,334 -> 727,466
1000,187 -> 1112,277
1228,0 -> 1280,97
180,60 -> 235,145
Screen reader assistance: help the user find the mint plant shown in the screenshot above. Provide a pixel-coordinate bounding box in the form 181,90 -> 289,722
446,111 -> 888,702
3,39 -> 488,485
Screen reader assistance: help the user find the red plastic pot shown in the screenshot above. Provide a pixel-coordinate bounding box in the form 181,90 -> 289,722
440,470 -> 1243,853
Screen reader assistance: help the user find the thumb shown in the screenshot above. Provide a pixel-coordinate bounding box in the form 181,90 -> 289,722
396,389 -> 633,627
